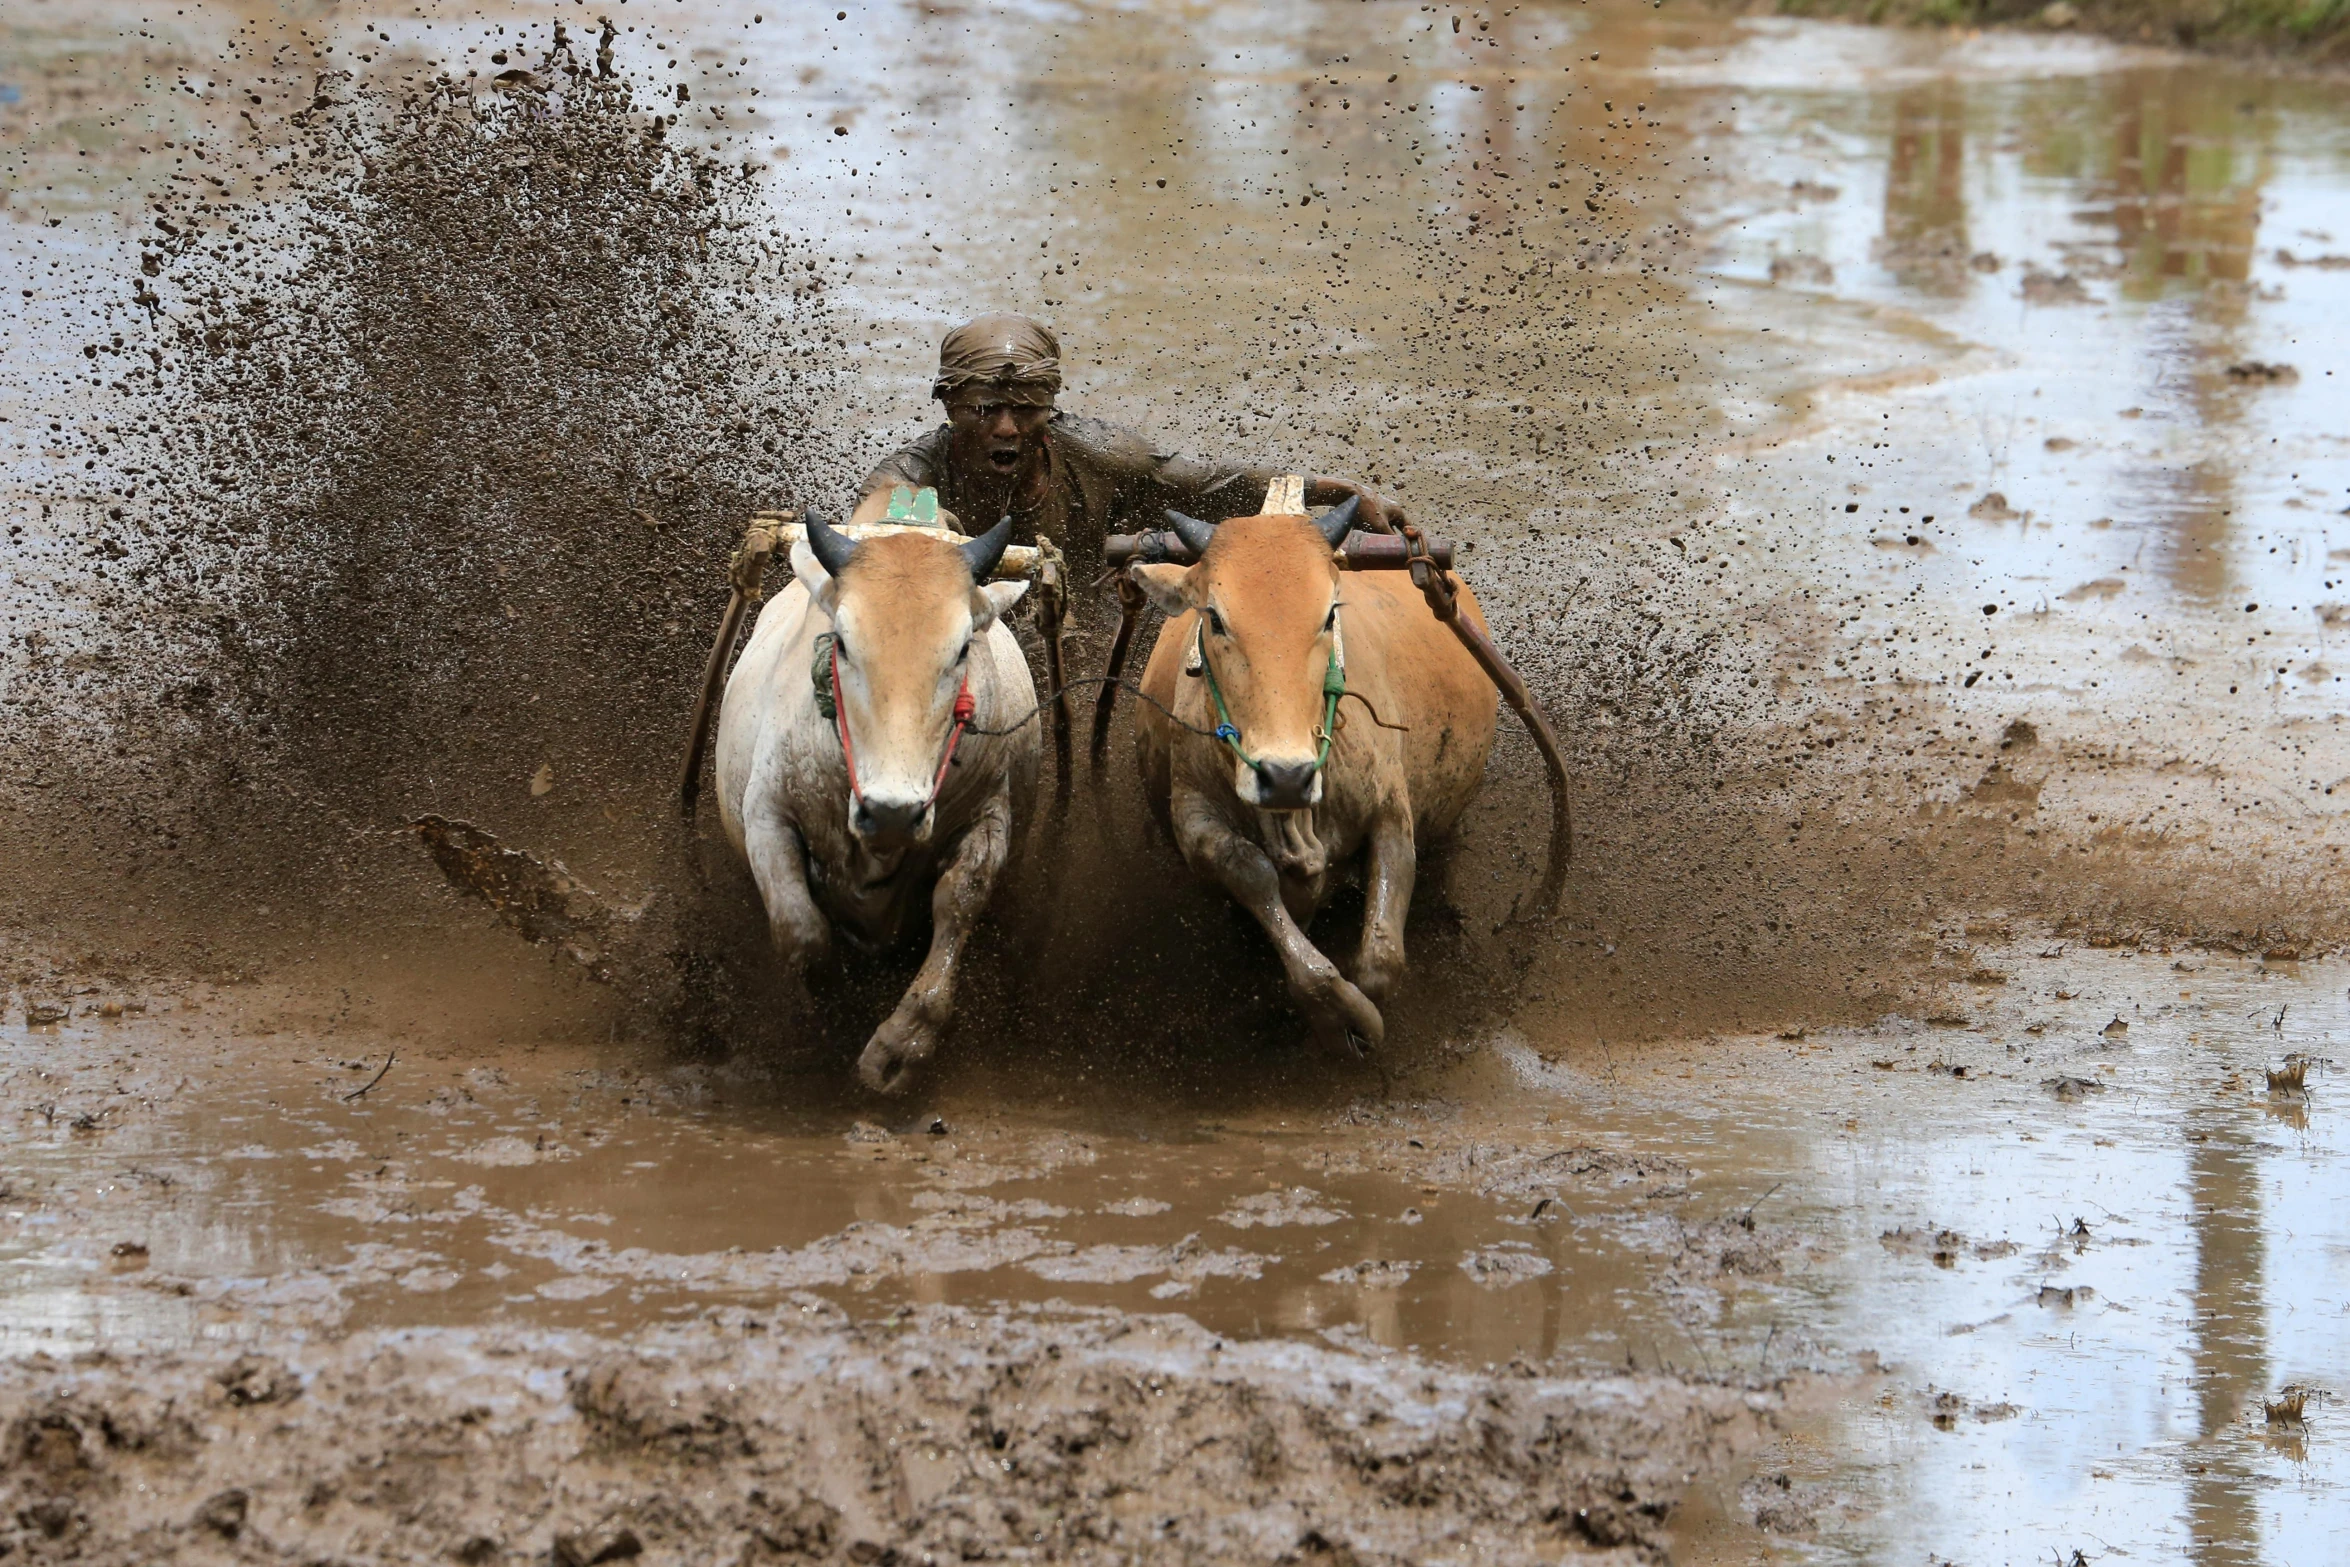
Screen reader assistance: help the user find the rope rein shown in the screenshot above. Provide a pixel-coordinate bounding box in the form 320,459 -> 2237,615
1195,615 -> 1346,773
826,638 -> 975,812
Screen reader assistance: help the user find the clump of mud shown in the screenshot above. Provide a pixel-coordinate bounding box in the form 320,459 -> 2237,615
5,22 -> 848,962
0,1306 -> 1767,1564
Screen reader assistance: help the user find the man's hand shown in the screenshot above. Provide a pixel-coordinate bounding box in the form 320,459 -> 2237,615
1307,476 -> 1406,534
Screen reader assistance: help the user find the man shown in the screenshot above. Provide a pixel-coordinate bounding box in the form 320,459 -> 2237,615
850,314 -> 1398,555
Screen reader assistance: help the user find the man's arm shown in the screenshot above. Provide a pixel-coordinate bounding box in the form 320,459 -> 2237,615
1073,417 -> 1402,533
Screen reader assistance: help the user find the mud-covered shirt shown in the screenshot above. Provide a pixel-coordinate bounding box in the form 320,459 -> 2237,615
860,412 -> 1280,562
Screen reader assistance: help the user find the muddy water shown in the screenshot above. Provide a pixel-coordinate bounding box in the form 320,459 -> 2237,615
5,0 -> 2350,1562
4,944 -> 2342,1560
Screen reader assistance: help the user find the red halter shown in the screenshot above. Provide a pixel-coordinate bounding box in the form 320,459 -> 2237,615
830,643 -> 977,818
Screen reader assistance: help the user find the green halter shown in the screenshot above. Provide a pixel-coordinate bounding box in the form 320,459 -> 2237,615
1193,613 -> 1347,773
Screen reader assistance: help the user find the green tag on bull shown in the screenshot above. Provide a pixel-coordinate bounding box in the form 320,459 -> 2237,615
883,486 -> 944,526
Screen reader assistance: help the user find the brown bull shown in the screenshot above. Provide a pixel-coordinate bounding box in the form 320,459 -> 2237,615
1131,502 -> 1499,1050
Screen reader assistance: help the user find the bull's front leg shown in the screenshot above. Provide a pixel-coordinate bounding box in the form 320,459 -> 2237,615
743,807 -> 832,982
858,788 -> 1015,1095
1354,808 -> 1417,1006
1173,791 -> 1384,1053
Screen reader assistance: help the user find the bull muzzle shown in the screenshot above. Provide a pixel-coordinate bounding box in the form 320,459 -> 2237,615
1243,756 -> 1324,812
850,792 -> 936,851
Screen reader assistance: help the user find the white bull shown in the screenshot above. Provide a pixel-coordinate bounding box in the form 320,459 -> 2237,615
715,515 -> 1037,1093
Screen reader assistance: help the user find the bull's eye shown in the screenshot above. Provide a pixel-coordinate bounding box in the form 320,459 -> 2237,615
958,638 -> 972,664
1323,605 -> 1339,632
1204,608 -> 1226,637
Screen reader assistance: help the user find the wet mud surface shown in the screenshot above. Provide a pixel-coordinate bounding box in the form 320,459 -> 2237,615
4,0 -> 2349,1561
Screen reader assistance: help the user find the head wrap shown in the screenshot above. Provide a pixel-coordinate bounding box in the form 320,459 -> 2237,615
931,313 -> 1062,407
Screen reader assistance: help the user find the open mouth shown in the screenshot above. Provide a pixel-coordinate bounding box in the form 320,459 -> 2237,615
985,445 -> 1021,472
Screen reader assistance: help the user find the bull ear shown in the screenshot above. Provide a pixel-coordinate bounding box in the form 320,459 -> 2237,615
1313,494 -> 1360,546
790,541 -> 841,614
804,511 -> 857,578
959,515 -> 1014,580
1129,563 -> 1195,617
971,579 -> 1030,630
1162,508 -> 1216,559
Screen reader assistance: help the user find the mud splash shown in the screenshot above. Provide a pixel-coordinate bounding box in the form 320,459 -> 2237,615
5,18 -> 847,964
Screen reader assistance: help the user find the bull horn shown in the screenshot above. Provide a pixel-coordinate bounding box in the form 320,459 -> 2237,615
958,514 -> 1014,580
1162,508 -> 1217,558
804,510 -> 856,578
1313,494 -> 1360,547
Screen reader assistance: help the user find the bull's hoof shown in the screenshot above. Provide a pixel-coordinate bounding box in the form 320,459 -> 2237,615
857,1013 -> 941,1096
1301,972 -> 1384,1055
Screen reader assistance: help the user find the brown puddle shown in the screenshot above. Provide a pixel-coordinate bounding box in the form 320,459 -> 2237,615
6,939 -> 2344,1560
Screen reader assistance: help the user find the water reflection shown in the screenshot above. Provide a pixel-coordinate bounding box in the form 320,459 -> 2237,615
1678,17 -> 2350,659
1881,83 -> 1970,292
2187,1110 -> 2264,1566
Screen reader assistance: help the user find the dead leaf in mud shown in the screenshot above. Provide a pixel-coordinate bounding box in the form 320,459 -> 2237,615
530,761 -> 556,797
2044,1075 -> 2105,1101
1460,1244 -> 1554,1289
2264,1387 -> 2309,1425
2102,1017 -> 2129,1037
2266,1057 -> 2310,1094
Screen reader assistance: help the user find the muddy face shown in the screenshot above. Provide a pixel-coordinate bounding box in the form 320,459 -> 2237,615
1139,515 -> 1343,812
945,397 -> 1050,479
